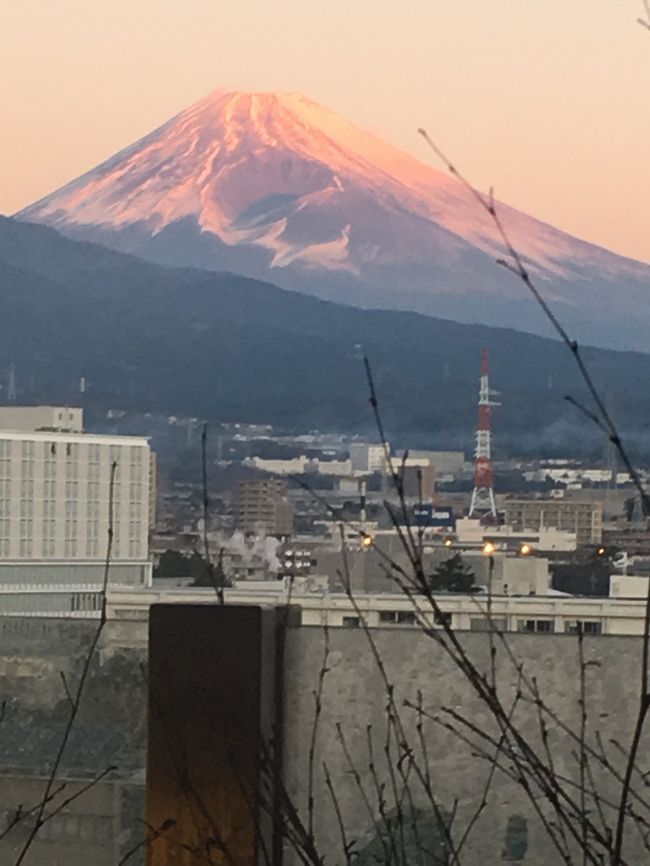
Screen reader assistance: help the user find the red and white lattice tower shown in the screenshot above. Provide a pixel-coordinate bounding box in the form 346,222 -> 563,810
469,349 -> 498,522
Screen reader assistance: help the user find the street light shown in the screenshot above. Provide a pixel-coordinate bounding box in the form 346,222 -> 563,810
482,542 -> 496,615
520,543 -> 533,556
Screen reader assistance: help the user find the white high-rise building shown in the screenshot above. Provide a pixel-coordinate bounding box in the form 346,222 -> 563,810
0,408 -> 152,596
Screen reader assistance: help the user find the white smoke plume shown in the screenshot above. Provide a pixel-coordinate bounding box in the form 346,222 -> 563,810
210,529 -> 281,573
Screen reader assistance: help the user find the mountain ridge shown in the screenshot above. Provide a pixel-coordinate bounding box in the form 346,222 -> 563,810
2,216 -> 650,456
18,89 -> 650,351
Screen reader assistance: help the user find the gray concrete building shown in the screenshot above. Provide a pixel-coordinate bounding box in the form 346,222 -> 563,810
503,497 -> 603,546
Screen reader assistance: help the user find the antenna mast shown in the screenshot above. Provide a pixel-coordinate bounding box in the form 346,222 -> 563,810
469,348 -> 498,522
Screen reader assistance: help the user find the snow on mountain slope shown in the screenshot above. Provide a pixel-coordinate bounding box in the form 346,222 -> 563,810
17,90 -> 650,349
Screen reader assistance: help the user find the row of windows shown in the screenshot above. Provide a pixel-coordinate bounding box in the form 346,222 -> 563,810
378,610 -> 417,625
0,441 -> 88,459
0,493 -> 145,511
0,465 -> 146,489
0,514 -> 142,543
0,441 -> 147,466
0,516 -> 145,556
0,517 -> 146,536
2,440 -> 144,456
350,612 -> 605,636
0,504 -> 146,523
1,478 -> 137,499
518,618 -> 602,635
12,537 -> 110,559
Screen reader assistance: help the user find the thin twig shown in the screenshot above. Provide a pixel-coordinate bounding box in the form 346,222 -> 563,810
418,125 -> 650,866
323,762 -> 354,865
117,818 -> 178,866
307,625 -> 330,839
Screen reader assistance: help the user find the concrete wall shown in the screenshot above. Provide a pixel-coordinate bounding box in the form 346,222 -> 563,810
282,627 -> 649,865
0,613 -> 647,863
0,617 -> 146,865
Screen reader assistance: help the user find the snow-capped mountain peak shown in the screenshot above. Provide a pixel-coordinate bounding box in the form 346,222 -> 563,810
17,89 -> 650,349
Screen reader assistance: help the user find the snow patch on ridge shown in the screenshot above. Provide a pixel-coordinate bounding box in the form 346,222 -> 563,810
17,89 -> 650,284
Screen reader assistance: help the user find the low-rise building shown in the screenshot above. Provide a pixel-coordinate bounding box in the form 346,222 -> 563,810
411,450 -> 466,476
245,456 -> 310,475
503,497 -> 603,546
100,584 -> 650,637
455,517 -> 577,552
312,459 -> 352,477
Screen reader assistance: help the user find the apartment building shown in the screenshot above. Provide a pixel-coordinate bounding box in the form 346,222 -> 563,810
503,497 -> 603,546
0,407 -> 151,587
233,478 -> 294,536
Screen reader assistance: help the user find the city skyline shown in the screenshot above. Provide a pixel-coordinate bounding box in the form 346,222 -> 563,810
2,0 -> 650,263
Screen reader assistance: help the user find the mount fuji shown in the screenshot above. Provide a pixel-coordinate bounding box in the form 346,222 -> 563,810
17,89 -> 650,350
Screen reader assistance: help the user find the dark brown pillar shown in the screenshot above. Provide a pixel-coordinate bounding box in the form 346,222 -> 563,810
146,604 -> 283,865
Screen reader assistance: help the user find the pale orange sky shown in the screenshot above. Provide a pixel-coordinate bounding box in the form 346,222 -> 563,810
2,0 -> 649,262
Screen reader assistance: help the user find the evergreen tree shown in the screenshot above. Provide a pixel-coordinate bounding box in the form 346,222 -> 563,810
190,549 -> 231,589
428,553 -> 477,593
154,549 -> 231,588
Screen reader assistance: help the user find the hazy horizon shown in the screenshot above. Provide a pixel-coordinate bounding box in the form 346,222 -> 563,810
3,0 -> 649,263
